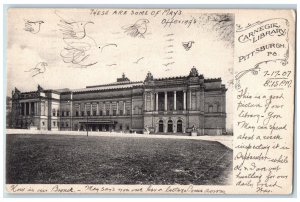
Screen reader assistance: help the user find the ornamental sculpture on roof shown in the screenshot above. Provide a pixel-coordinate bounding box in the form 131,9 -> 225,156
189,67 -> 199,77
37,84 -> 44,92
145,71 -> 154,81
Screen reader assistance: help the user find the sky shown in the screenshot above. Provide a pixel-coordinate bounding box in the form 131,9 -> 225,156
6,8 -> 234,129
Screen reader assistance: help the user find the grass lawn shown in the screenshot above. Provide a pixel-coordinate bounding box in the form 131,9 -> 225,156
6,134 -> 232,185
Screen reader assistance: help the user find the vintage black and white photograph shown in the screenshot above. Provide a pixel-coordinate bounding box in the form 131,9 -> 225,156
6,8 -> 234,187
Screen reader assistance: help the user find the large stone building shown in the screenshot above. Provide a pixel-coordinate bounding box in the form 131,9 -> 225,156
10,67 -> 227,135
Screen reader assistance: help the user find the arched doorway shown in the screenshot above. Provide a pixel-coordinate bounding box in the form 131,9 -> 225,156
177,120 -> 183,133
158,120 -> 164,132
168,120 -> 173,133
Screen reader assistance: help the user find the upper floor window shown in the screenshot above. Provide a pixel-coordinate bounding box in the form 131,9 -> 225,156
208,105 -> 213,113
76,111 -> 79,116
66,111 -> 70,116
81,111 -> 84,116
127,109 -> 130,115
120,110 -> 123,116
106,110 -> 110,116
52,109 -> 56,116
113,110 -> 116,116
93,110 -> 97,116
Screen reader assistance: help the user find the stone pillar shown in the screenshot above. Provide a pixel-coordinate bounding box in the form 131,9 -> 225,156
189,90 -> 192,110
144,93 -> 147,111
84,103 -> 87,115
29,102 -> 31,115
164,91 -> 167,111
174,91 -> 176,111
33,102 -> 36,115
103,102 -> 106,114
150,92 -> 153,111
110,102 -> 112,115
155,93 -> 158,111
90,103 -> 92,115
116,102 -> 119,115
96,103 -> 99,115
123,102 -> 126,114
36,102 -> 38,115
183,91 -> 186,110
24,102 -> 27,116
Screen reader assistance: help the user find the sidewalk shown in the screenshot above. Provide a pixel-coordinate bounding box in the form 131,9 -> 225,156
6,129 -> 233,149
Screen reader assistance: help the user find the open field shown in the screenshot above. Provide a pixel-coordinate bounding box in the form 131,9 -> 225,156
6,134 -> 232,185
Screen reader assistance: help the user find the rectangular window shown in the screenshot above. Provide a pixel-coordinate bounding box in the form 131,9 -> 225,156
53,121 -> 56,126
99,110 -> 103,116
127,109 -> 130,115
113,110 -> 116,116
66,111 -> 70,116
93,110 -> 96,116
61,111 -> 64,117
76,111 -> 79,116
87,111 -> 90,116
66,122 -> 69,127
120,125 -> 122,130
61,122 -> 64,127
81,111 -> 84,116
120,110 -> 123,116
106,110 -> 110,116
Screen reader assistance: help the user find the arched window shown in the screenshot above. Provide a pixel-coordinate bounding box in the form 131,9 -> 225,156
52,109 -> 56,116
159,120 -> 164,133
168,120 -> 173,133
177,120 -> 183,133
217,105 -> 222,112
208,105 -> 213,113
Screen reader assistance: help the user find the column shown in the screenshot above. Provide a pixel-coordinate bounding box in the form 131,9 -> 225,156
174,91 -> 177,111
96,103 -> 99,115
24,102 -> 27,116
155,93 -> 158,111
123,102 -> 126,114
36,102 -> 40,116
29,102 -> 31,115
84,103 -> 87,115
116,102 -> 119,115
33,102 -> 35,115
164,91 -> 167,111
110,102 -> 112,115
35,102 -> 38,115
90,103 -> 92,115
183,91 -> 186,110
150,92 -> 153,111
189,90 -> 192,110
144,93 -> 147,111
103,102 -> 106,114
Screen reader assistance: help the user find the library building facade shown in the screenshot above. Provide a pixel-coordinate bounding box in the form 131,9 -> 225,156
10,67 -> 227,135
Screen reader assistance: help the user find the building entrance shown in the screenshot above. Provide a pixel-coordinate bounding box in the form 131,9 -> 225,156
168,120 -> 173,133
177,120 -> 182,133
159,120 -> 164,132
